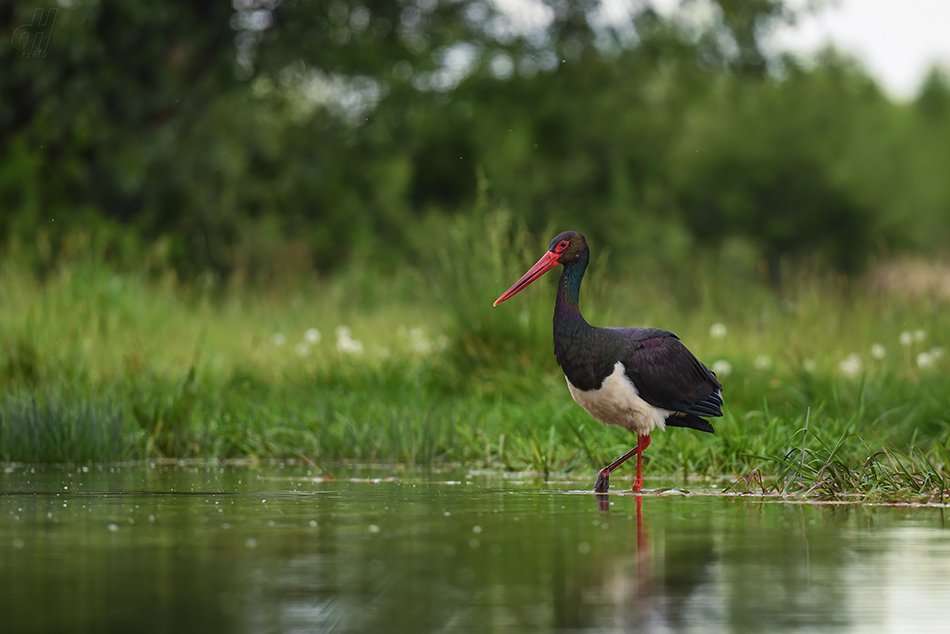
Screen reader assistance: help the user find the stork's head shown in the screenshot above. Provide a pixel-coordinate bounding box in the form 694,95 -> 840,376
493,231 -> 588,306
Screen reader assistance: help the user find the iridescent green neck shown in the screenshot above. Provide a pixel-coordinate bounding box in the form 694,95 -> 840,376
554,251 -> 589,329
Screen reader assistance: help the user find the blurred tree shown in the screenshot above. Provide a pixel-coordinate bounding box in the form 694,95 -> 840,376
915,67 -> 950,121
1,3 -> 238,272
903,67 -> 950,250
0,1 -> 512,275
671,54 -> 894,284
707,0 -> 789,77
1,0 -> 947,282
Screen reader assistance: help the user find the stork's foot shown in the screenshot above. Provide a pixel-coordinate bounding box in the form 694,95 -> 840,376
594,469 -> 610,493
632,475 -> 643,492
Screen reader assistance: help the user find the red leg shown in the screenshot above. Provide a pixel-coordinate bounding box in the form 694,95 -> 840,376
632,434 -> 652,492
594,434 -> 651,493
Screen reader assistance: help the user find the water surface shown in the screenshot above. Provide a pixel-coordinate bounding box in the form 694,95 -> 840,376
1,464 -> 949,633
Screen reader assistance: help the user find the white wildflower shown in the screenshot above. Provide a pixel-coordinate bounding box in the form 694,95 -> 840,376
838,354 -> 862,378
754,355 -> 771,370
271,332 -> 287,346
408,327 -> 433,354
411,339 -> 432,354
711,360 -> 732,377
337,338 -> 363,355
917,352 -> 934,369
870,344 -> 886,359
335,326 -> 363,355
304,328 -> 322,344
931,347 -> 945,359
338,339 -> 363,355
914,329 -> 927,342
294,342 -> 310,357
803,359 -> 817,373
899,331 -> 913,346
709,323 -> 727,340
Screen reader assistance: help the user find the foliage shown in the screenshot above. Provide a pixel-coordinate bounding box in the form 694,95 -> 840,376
671,56 -> 890,282
4,2 -> 950,281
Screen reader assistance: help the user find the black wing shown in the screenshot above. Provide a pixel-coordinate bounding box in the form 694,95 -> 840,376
616,330 -> 723,420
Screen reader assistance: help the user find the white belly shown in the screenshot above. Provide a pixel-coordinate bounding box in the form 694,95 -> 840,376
566,361 -> 672,436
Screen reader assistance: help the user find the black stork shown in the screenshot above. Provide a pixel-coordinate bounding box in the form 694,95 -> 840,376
493,231 -> 723,493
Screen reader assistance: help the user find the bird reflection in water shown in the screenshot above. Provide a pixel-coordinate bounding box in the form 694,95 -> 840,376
596,493 -> 651,594
584,493 -> 718,629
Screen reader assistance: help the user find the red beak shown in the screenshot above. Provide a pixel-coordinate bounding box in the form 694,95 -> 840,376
493,251 -> 560,306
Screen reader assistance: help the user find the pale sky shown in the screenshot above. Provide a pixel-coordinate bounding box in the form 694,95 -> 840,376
771,0 -> 950,99
499,0 -> 950,100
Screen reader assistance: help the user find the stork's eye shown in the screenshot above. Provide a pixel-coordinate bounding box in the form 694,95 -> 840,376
556,240 -> 569,251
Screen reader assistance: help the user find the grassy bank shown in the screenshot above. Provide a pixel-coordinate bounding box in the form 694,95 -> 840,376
2,219 -> 950,495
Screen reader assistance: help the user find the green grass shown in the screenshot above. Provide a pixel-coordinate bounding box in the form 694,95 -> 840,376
729,424 -> 950,504
2,213 -> 950,502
